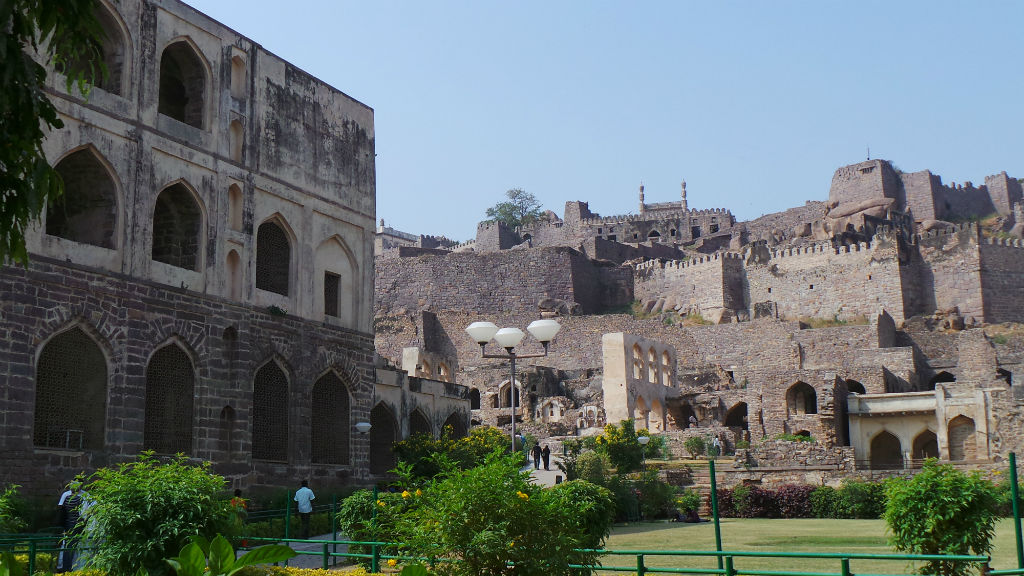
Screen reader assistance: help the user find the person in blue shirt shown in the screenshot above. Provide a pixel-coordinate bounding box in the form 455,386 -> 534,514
294,480 -> 315,539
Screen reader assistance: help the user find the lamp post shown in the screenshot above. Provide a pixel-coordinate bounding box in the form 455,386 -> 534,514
466,319 -> 561,452
638,435 -> 650,470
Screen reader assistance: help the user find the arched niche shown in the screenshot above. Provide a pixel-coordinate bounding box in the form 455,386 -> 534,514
158,39 -> 208,129
144,342 -> 195,455
786,382 -> 817,416
256,216 -> 294,296
252,359 -> 289,461
152,181 -> 204,271
316,235 -> 358,325
48,147 -> 120,249
34,326 -> 108,450
409,409 -> 432,438
870,431 -> 903,469
311,370 -> 351,465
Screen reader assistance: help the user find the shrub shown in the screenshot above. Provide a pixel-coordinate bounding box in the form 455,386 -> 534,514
683,436 -> 706,458
547,480 -> 616,549
731,485 -> 778,518
335,490 -> 414,567
714,488 -> 735,517
576,451 -> 611,486
403,453 -> 613,576
839,479 -> 886,519
594,420 -> 643,473
243,512 -> 332,540
392,426 -> 509,482
604,475 -> 640,522
772,433 -> 814,443
634,470 -> 679,520
675,490 -> 702,515
885,460 -> 998,576
0,485 -> 26,533
775,484 -> 814,518
81,452 -> 234,576
810,485 -> 843,518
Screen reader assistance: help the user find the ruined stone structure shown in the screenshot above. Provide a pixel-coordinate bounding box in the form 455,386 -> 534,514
0,0 -> 466,498
373,159 -> 1024,478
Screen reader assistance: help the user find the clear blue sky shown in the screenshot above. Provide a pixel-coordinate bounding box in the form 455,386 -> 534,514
185,1 -> 1023,242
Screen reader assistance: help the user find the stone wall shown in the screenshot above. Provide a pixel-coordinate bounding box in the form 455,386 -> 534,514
0,257 -> 375,497
979,239 -> 1024,323
374,247 -> 632,316
829,160 -> 903,208
915,224 -> 984,321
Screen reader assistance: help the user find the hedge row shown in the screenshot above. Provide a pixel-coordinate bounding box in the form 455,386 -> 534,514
716,481 -> 887,519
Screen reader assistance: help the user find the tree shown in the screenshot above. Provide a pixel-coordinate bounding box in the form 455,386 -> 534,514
1,0 -> 105,264
884,460 -> 998,576
484,188 -> 543,230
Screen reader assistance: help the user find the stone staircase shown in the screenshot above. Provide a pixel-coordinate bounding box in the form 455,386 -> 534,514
675,458 -> 734,517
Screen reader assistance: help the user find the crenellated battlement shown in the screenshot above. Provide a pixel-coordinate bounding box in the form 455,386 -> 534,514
580,207 -> 732,226
914,222 -> 978,241
635,250 -> 742,271
986,236 -> 1024,248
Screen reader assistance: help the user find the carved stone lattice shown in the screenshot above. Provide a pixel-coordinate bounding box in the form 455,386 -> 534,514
34,328 -> 107,450
370,404 -> 396,474
144,345 -> 195,455
252,362 -> 289,461
311,371 -> 350,464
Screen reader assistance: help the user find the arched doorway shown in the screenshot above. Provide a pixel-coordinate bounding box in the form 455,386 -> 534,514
786,382 -> 817,416
409,409 -> 432,438
443,413 -> 467,439
928,371 -> 955,391
912,430 -> 939,461
870,431 -> 903,469
947,416 -> 977,461
846,379 -> 866,395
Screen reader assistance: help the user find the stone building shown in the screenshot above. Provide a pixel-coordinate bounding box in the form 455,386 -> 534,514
0,0 -> 392,496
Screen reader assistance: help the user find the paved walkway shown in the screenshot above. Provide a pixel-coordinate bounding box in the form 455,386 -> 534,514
523,455 -> 565,487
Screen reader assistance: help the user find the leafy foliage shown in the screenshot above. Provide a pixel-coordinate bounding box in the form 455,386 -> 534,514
774,485 -> 814,518
0,485 -> 26,533
633,470 -> 679,519
546,480 -> 616,549
81,452 -> 235,576
392,426 -> 510,482
484,188 -> 543,230
839,479 -> 887,519
675,490 -> 702,515
166,535 -> 295,576
0,0 -> 106,264
684,436 -> 706,458
593,419 -> 644,473
885,460 -> 998,576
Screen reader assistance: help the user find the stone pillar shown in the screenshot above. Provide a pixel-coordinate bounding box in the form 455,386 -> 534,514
681,180 -> 688,212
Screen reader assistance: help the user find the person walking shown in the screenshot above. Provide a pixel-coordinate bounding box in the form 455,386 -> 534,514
541,445 -> 551,471
293,480 -> 315,539
531,444 -> 542,469
56,486 -> 83,572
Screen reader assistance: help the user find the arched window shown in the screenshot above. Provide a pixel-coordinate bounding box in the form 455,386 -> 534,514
230,54 -> 246,100
648,347 -> 657,383
227,250 -> 241,300
912,430 -> 939,461
311,371 -> 350,465
870,431 -> 903,469
846,379 -> 866,395
229,120 -> 243,162
443,412 -> 467,439
409,409 -> 431,438
34,327 -> 107,450
421,359 -> 432,378
661,351 -> 672,386
725,402 -> 748,430
786,382 -> 817,416
159,40 -> 206,128
947,415 -> 977,461
647,230 -> 661,239
143,343 -> 195,455
632,344 -> 643,380
256,219 -> 291,296
369,403 -> 397,474
252,360 -> 289,461
498,381 -> 520,409
48,148 -> 118,248
437,363 -> 451,382
228,184 -> 243,231
469,388 -> 481,410
152,183 -> 203,270
62,3 -> 129,95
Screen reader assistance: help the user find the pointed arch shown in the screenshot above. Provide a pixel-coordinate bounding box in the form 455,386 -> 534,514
152,180 -> 205,271
469,388 -> 481,410
498,380 -> 521,409
786,382 -> 817,416
311,370 -> 351,465
158,38 -> 209,128
256,215 -> 293,296
409,409 -> 432,438
870,430 -> 903,469
912,429 -> 939,461
369,402 -> 398,474
632,343 -> 643,380
47,146 -> 120,248
144,340 -> 196,454
227,249 -> 242,300
648,347 -> 657,383
252,358 -> 289,461
634,395 -> 649,429
443,412 -> 467,439
315,234 -> 359,326
230,54 -> 246,100
661,351 -> 672,386
947,415 -> 977,461
846,379 -> 866,395
34,325 -> 108,450
228,183 -> 243,231
61,1 -> 131,96
649,399 -> 665,432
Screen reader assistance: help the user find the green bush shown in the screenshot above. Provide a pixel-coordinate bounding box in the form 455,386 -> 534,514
633,471 -> 679,519
576,451 -> 611,486
683,436 -> 706,458
594,420 -> 644,473
0,485 -> 26,533
675,490 -> 701,515
809,485 -> 843,518
885,460 -> 998,576
839,479 -> 886,519
335,490 -> 415,568
547,480 -> 616,549
81,452 -> 234,576
243,512 -> 332,540
772,433 -> 814,443
392,426 -> 509,481
401,453 -> 613,576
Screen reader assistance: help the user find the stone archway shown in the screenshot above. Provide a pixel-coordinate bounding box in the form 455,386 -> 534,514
870,431 -> 903,469
912,429 -> 939,461
724,402 -> 748,430
947,416 -> 977,461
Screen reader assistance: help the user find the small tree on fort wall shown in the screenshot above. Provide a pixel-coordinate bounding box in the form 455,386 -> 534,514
884,460 -> 997,576
485,188 -> 543,230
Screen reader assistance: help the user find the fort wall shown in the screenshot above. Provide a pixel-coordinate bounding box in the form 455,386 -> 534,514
915,224 -> 984,321
979,238 -> 1024,323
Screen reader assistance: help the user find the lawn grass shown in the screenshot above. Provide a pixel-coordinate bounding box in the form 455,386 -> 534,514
600,518 -> 1023,575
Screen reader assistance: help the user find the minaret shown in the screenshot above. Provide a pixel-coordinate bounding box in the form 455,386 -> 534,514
680,180 -> 688,212
638,184 -> 645,214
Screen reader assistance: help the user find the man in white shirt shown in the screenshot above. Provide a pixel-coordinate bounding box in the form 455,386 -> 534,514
293,480 -> 315,539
